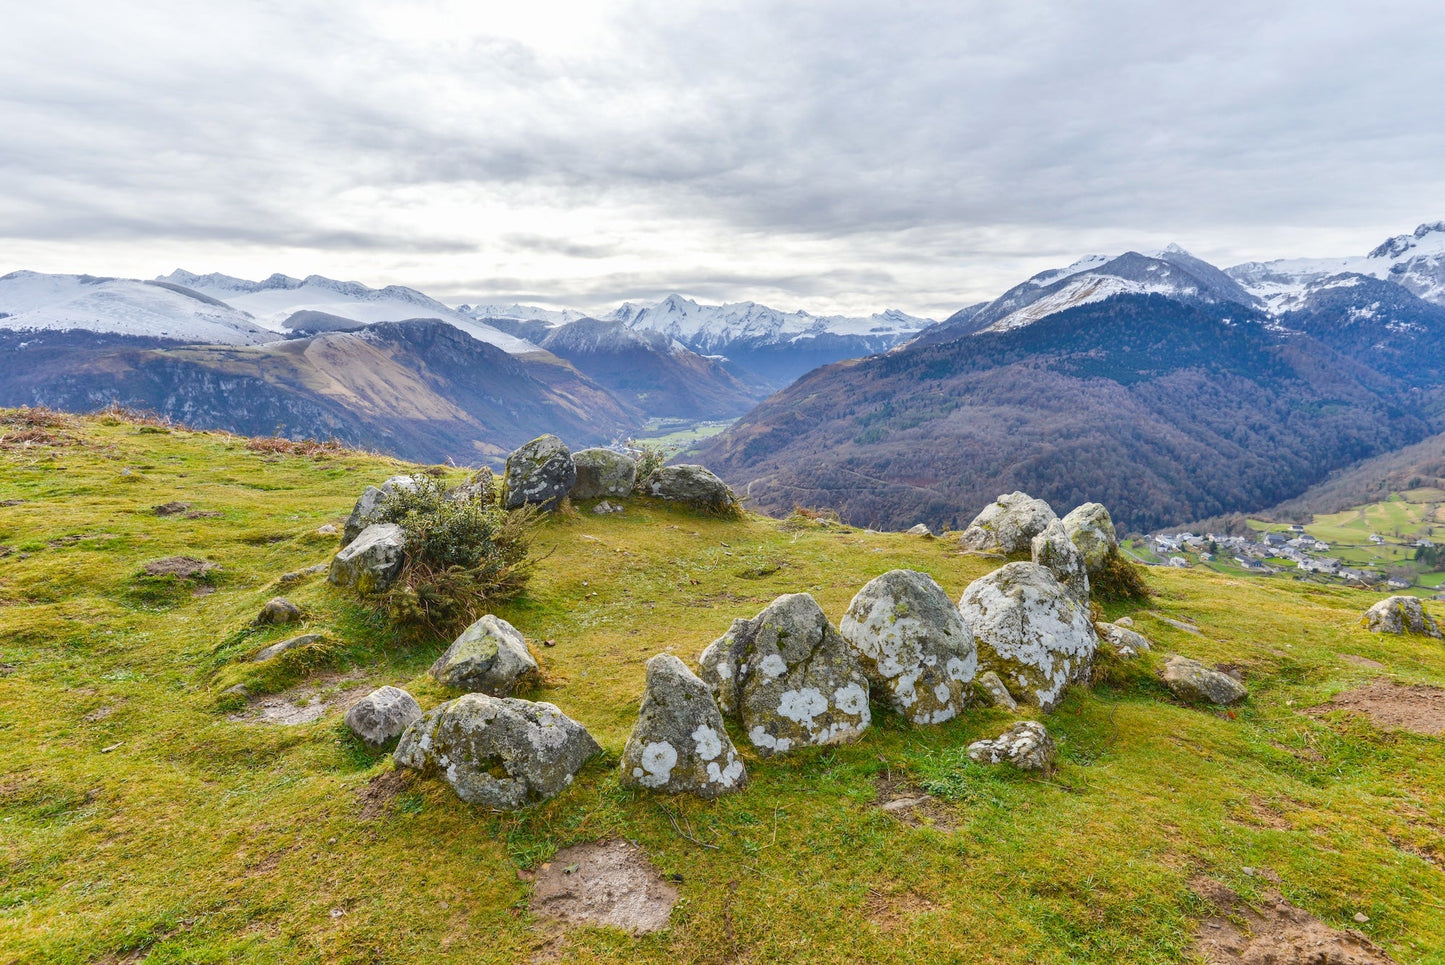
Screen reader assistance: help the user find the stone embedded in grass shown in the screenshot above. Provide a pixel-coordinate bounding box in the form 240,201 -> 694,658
620,653 -> 746,798
429,615 -> 538,696
255,596 -> 302,625
643,465 -> 739,515
1099,622 -> 1152,659
342,475 -> 418,546
570,448 -> 637,501
839,569 -> 977,725
975,671 -> 1018,711
958,562 -> 1098,713
327,523 -> 407,594
699,592 -> 870,756
394,694 -> 601,809
152,501 -> 191,516
906,523 -> 933,537
344,686 -> 422,747
1361,595 -> 1442,638
1031,519 -> 1090,602
1061,502 -> 1118,573
1160,655 -> 1248,705
503,434 -> 576,511
966,720 -> 1056,773
959,491 -> 1057,555
251,633 -> 322,662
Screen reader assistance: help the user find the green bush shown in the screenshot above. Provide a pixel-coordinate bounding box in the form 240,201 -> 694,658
360,476 -> 535,640
1090,548 -> 1151,602
626,441 -> 669,492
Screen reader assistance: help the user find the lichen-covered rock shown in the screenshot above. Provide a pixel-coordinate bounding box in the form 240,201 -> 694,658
255,596 -> 302,626
699,593 -> 870,756
620,654 -> 746,798
1361,596 -> 1442,637
571,448 -> 637,501
967,721 -> 1056,772
342,475 -> 418,545
1160,655 -> 1248,705
430,615 -> 539,696
503,435 -> 576,511
328,523 -> 407,594
251,633 -> 322,662
959,492 -> 1058,555
1099,622 -> 1152,658
344,686 -> 422,747
1061,502 -> 1118,573
839,569 -> 976,725
957,562 -> 1098,713
975,671 -> 1018,711
643,465 -> 738,515
1032,519 -> 1090,602
394,694 -> 600,809
447,470 -> 495,506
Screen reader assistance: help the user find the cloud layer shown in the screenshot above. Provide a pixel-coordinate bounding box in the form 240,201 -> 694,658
3,0 -> 1443,316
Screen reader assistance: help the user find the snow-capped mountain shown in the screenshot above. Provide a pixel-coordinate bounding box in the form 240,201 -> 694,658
458,303 -> 588,326
0,271 -> 274,345
1228,222 -> 1445,312
158,270 -> 537,353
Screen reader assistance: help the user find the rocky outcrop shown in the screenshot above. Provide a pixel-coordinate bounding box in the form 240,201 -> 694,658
838,569 -> 977,725
503,435 -> 576,511
394,694 -> 600,809
643,465 -> 739,515
1099,622 -> 1152,658
699,593 -> 870,756
571,448 -> 637,501
1361,596 -> 1442,637
343,475 -> 417,545
959,492 -> 1057,555
344,686 -> 422,747
1160,655 -> 1248,705
255,597 -> 301,626
1031,519 -> 1089,601
958,562 -> 1098,713
966,721 -> 1056,772
429,615 -> 539,696
328,523 -> 407,594
620,654 -> 746,798
1061,502 -> 1118,572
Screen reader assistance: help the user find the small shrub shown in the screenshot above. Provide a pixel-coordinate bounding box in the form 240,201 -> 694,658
359,476 -> 536,640
626,441 -> 670,492
1090,548 -> 1151,602
245,435 -> 354,458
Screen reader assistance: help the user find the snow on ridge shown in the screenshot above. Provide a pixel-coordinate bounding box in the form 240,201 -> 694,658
981,275 -> 1183,333
603,292 -> 934,348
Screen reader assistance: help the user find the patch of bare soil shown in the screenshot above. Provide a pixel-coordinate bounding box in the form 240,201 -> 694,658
152,502 -> 191,516
1190,876 -> 1395,964
142,556 -> 216,579
1309,681 -> 1445,736
527,839 -> 677,934
865,888 -> 940,932
1342,655 -> 1387,670
874,775 -> 954,831
1229,794 -> 1293,830
356,770 -> 413,820
228,673 -> 366,726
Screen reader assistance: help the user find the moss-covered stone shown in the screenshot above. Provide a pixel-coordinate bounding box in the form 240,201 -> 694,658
429,614 -> 538,695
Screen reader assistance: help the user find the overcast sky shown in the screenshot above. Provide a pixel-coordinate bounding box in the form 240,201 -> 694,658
3,0 -> 1443,317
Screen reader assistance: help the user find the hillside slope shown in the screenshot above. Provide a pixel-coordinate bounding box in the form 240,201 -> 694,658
1,409 -> 1441,963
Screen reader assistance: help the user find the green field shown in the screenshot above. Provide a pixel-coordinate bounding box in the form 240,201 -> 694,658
3,409 -> 1444,963
629,419 -> 737,455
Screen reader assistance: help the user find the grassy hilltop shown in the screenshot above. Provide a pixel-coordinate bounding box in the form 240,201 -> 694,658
1,408 -> 1443,964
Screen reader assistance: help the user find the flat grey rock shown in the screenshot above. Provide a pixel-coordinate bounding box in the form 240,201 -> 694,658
251,633 -> 322,662
642,465 -> 738,515
1160,655 -> 1247,705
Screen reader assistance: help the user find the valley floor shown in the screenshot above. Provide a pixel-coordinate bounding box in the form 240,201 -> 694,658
1,409 -> 1442,963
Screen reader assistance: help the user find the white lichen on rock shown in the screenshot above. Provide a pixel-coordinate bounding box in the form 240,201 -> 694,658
619,654 -> 746,798
1361,595 -> 1442,637
967,720 -> 1056,772
1061,502 -> 1118,573
959,492 -> 1058,555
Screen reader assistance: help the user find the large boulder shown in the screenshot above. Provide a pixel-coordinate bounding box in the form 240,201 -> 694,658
394,694 -> 601,809
699,593 -> 870,756
1032,519 -> 1090,602
967,721 -> 1056,773
342,475 -> 418,545
643,465 -> 739,515
328,523 -> 407,594
344,686 -> 423,747
620,654 -> 747,798
503,435 -> 576,511
959,492 -> 1057,555
957,562 -> 1098,713
1160,655 -> 1248,705
1061,502 -> 1118,573
838,569 -> 977,725
571,449 -> 637,501
1361,596 -> 1442,637
430,615 -> 539,696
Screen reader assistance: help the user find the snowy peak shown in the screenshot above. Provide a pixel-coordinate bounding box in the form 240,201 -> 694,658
457,303 -> 586,326
1367,221 -> 1445,260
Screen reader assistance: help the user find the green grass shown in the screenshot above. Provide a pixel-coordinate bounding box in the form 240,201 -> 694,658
630,419 -> 737,455
2,410 -> 1444,963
